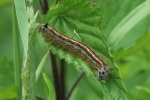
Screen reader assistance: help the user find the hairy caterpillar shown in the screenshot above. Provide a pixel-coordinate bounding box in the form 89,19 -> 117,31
38,24 -> 109,80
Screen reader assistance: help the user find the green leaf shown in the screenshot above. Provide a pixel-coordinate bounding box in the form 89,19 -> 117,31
84,76 -> 103,98
118,45 -> 150,100
39,0 -> 130,99
36,51 -> 49,82
0,57 -> 16,99
101,0 -> 144,37
43,73 -> 55,100
0,84 -> 16,100
113,32 -> 150,60
107,0 -> 150,50
13,0 -> 28,56
13,3 -> 22,100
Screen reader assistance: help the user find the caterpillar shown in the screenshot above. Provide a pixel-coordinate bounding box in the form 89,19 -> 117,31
38,24 -> 109,80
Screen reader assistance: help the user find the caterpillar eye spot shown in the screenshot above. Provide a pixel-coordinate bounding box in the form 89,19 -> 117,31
102,71 -> 105,75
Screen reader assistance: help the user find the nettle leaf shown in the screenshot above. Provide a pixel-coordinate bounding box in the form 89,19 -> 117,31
42,0 -> 130,99
0,57 -> 16,99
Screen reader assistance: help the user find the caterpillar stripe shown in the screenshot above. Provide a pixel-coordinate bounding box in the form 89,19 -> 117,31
38,24 -> 109,80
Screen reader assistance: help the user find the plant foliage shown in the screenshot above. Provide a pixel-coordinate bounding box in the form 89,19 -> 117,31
43,0 -> 130,99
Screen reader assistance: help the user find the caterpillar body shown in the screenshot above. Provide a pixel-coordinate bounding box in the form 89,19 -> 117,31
38,24 -> 109,80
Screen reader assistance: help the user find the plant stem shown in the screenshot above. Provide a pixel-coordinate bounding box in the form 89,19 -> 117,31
39,1 -> 66,99
50,51 -> 62,100
60,59 -> 65,100
65,71 -> 85,100
39,0 -> 49,14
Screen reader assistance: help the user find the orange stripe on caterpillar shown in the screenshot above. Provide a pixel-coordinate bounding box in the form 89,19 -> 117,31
38,23 -> 109,80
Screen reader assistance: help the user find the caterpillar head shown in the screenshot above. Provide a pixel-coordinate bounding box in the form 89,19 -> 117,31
98,65 -> 109,80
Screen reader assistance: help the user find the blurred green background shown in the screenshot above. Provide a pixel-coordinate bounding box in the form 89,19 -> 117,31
0,0 -> 150,100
